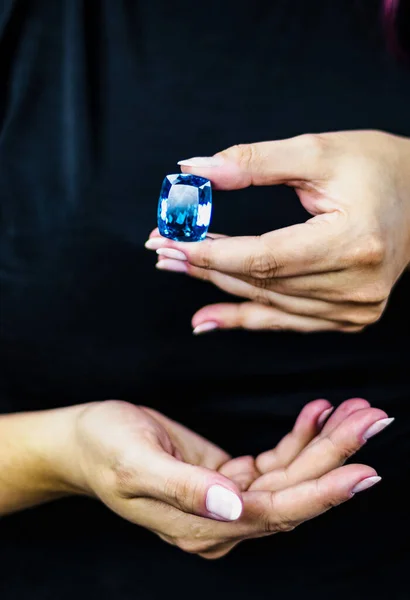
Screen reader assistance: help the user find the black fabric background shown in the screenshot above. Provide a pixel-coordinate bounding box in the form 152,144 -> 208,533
1,1 -> 410,597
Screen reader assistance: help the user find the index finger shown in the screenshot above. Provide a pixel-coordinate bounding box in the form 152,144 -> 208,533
241,464 -> 380,536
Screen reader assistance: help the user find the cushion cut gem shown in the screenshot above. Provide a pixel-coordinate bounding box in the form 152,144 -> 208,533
157,173 -> 212,242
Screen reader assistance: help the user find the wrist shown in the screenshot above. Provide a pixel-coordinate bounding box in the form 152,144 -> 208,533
22,403 -> 94,497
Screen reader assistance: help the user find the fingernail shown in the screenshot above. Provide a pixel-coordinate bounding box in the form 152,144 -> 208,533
145,238 -> 167,250
351,476 -> 381,495
193,322 -> 219,335
317,407 -> 334,428
156,259 -> 188,273
177,156 -> 224,168
156,248 -> 187,261
363,417 -> 394,441
206,485 -> 242,521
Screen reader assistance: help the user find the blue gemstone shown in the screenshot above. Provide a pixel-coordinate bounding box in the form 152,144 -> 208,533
157,173 -> 212,242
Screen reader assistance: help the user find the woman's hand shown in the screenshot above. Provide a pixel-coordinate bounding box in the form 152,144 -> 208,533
0,401 -> 242,518
64,398 -> 390,560
146,130 -> 410,333
170,398 -> 391,559
3,399 -> 390,558
69,400 -> 245,521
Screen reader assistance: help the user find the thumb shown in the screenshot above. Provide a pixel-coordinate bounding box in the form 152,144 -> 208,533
142,451 -> 243,521
177,134 -> 329,190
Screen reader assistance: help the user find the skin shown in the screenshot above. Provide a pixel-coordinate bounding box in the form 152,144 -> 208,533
0,398 -> 392,559
145,130 -> 410,333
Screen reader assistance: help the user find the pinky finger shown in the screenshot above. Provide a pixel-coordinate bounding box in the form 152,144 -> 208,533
192,302 -> 361,334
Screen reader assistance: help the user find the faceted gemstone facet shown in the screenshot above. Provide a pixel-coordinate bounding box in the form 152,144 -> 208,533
157,173 -> 212,242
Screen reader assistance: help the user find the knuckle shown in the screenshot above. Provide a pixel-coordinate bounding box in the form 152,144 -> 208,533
347,281 -> 390,305
252,289 -> 271,304
299,133 -> 329,161
361,235 -> 386,266
234,143 -> 258,173
275,520 -> 296,533
244,240 -> 280,280
347,234 -> 386,268
199,541 -> 237,560
267,515 -> 296,533
262,495 -> 296,534
371,282 -> 391,303
177,536 -> 214,555
369,302 -> 387,323
275,467 -> 291,488
194,241 -> 213,270
176,538 -> 200,554
176,521 -> 216,555
164,477 -> 199,513
315,479 -> 342,511
261,514 -> 275,534
353,312 -> 376,326
324,435 -> 355,462
343,311 -> 368,326
341,305 -> 384,326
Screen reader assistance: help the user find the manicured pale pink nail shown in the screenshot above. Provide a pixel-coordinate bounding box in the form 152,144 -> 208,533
351,476 -> 381,495
317,407 -> 334,428
193,322 -> 219,335
363,417 -> 394,441
156,248 -> 187,261
145,238 -> 167,250
177,156 -> 224,168
156,259 -> 188,273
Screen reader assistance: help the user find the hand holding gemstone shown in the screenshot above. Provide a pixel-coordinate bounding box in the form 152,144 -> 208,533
148,131 -> 410,334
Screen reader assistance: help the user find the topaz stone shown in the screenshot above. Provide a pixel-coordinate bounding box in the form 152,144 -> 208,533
157,173 -> 212,242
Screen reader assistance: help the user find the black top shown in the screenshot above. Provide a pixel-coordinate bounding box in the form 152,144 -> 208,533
1,1 -> 409,598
